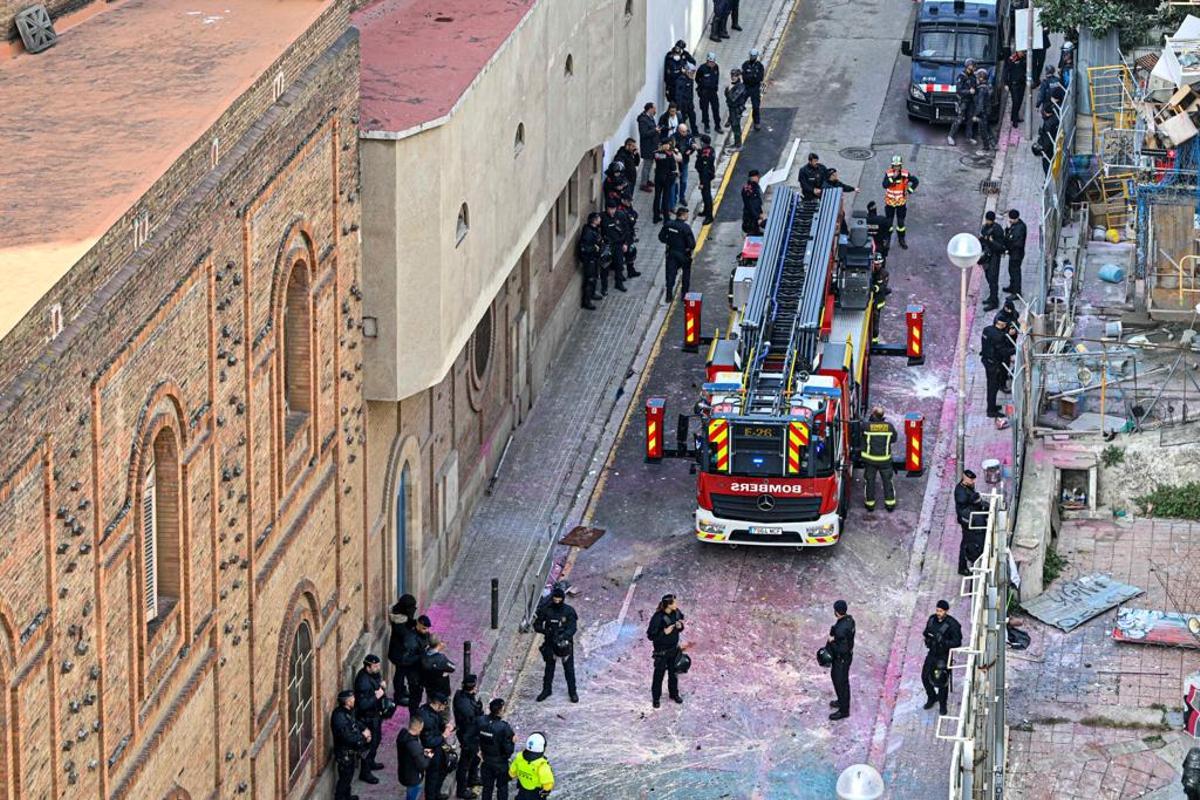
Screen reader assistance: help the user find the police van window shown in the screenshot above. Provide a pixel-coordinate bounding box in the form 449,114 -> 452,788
916,29 -> 992,63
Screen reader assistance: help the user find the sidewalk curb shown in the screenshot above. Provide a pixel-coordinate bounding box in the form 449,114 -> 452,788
866,110 -> 1017,769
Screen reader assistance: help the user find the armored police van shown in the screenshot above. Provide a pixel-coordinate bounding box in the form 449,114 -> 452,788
902,0 -> 1011,124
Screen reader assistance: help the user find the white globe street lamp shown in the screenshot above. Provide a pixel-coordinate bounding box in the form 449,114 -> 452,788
836,763 -> 885,800
948,233 -> 982,476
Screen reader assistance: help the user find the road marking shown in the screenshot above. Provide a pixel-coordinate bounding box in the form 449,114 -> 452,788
616,564 -> 644,629
583,564 -> 643,652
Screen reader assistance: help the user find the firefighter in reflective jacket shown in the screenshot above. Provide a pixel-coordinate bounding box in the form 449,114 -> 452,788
881,155 -> 919,250
860,406 -> 897,512
510,732 -> 555,799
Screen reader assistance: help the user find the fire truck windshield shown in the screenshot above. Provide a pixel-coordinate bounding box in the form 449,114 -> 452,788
709,422 -> 836,478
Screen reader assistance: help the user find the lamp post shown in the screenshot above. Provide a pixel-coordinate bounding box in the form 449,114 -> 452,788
948,233 -> 983,475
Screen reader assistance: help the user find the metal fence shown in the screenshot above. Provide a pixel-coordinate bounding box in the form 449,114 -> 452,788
1037,74 -> 1079,317
941,489 -> 1010,800
1008,72 -> 1080,509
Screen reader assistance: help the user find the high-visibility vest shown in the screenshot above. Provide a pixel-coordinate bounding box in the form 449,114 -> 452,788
510,753 -> 555,792
884,169 -> 911,207
860,421 -> 896,462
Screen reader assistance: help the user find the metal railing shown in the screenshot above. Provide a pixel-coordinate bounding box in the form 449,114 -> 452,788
941,489 -> 1009,800
1152,246 -> 1200,311
1037,74 -> 1079,315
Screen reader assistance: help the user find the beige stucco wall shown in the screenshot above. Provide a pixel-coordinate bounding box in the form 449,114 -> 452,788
360,0 -> 645,401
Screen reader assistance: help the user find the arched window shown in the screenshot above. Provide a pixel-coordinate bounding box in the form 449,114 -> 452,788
472,308 -> 493,383
395,464 -> 410,598
564,53 -> 574,77
456,203 -> 470,245
286,622 -> 314,782
143,428 -> 181,632
282,259 -> 312,439
514,122 -> 525,156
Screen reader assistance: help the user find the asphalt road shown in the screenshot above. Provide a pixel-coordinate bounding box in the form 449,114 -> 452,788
503,0 -> 996,796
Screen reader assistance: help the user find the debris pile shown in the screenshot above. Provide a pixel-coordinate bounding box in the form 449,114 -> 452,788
1145,15 -> 1200,148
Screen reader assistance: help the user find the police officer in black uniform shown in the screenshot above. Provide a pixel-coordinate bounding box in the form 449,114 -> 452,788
798,152 -> 830,200
828,600 -> 855,720
725,69 -> 748,149
658,206 -> 696,303
710,0 -> 731,41
954,469 -> 988,575
353,654 -> 388,784
860,406 -> 898,512
602,161 -> 630,206
740,49 -> 765,130
576,213 -> 603,310
675,67 -> 699,133
980,315 -> 1015,424
534,586 -> 579,703
647,594 -> 687,708
865,201 -> 891,257
1004,208 -> 1027,296
696,53 -> 722,133
922,600 -> 964,715
477,698 -> 516,800
388,594 -> 419,705
979,210 -> 1006,311
331,690 -> 370,800
599,201 -> 629,296
741,170 -> 764,235
453,674 -> 484,798
664,41 -> 696,104
619,194 -> 642,278
613,139 -> 640,200
695,135 -> 716,225
417,693 -> 453,800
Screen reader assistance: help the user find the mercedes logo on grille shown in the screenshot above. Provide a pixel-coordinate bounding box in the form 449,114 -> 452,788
756,494 -> 776,511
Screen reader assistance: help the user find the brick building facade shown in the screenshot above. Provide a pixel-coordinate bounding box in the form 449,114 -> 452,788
0,1 -> 370,797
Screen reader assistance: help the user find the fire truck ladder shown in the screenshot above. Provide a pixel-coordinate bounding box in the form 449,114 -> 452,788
738,186 -> 843,415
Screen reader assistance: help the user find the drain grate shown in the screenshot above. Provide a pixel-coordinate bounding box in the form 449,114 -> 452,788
838,147 -> 875,161
980,178 -> 1001,195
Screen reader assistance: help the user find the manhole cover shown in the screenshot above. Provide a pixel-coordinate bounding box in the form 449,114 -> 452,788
839,147 -> 875,161
959,154 -> 994,168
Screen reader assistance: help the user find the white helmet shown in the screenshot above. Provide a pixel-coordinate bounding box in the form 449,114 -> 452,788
526,732 -> 547,754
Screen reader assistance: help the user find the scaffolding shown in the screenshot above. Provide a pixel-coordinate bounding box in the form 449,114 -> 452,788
1088,63 -> 1136,153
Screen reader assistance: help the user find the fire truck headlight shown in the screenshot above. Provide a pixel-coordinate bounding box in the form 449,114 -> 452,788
812,522 -> 836,535
697,520 -> 725,535
909,83 -> 927,101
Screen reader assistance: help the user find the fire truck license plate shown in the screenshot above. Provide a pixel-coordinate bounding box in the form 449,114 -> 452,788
749,526 -> 783,536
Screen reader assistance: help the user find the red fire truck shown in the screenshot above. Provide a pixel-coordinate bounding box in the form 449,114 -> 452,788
647,186 -> 926,547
